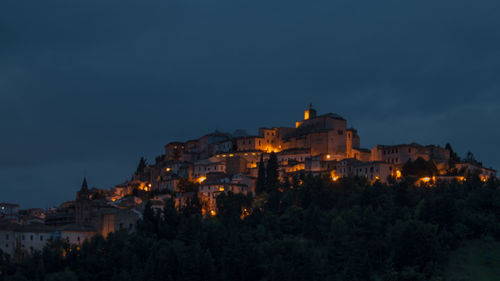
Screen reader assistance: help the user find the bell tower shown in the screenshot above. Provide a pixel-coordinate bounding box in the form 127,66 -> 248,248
75,177 -> 92,226
304,103 -> 316,120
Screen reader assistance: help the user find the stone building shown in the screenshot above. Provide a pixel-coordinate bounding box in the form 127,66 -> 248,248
370,143 -> 450,168
0,223 -> 95,258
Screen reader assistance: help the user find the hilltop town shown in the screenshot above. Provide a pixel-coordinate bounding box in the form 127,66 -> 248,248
1,105 -> 497,258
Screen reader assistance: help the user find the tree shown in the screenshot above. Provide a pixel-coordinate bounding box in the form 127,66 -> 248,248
216,192 -> 252,224
136,157 -> 147,174
182,193 -> 202,216
137,201 -> 158,234
44,269 -> 78,281
256,154 -> 266,194
445,143 -> 461,169
465,151 -> 482,166
265,152 -> 279,193
402,157 -> 437,178
177,178 -> 199,193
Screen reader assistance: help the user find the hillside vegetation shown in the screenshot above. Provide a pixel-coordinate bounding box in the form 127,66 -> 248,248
1,174 -> 499,281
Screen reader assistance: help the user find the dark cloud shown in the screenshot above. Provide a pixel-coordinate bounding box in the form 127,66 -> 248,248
1,0 -> 499,207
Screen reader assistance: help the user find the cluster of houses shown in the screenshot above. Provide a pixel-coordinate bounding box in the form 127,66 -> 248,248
0,179 -> 141,259
119,104 -> 497,214
1,104 -> 497,258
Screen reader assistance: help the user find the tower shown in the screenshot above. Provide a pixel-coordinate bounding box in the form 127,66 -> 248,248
75,177 -> 92,226
304,103 -> 317,120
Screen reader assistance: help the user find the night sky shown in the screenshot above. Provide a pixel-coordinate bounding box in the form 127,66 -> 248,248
1,0 -> 499,208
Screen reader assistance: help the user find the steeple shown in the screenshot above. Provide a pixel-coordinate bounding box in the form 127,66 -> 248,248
81,177 -> 89,192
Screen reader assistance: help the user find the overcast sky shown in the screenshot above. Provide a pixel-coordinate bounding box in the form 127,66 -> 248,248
1,0 -> 499,208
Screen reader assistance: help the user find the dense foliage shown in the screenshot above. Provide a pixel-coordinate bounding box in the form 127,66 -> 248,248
1,174 -> 500,281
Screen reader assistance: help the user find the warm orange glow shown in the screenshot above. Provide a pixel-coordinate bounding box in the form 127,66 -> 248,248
229,154 -> 234,157
198,176 -> 207,183
375,176 -> 380,180
304,110 -> 310,120
396,170 -> 402,178
241,208 -> 250,220
210,210 -> 216,216
421,177 -> 431,183
166,167 -> 171,172
219,187 -> 224,192
457,176 -> 466,182
331,170 -> 339,182
326,154 -> 331,159
222,154 -> 227,157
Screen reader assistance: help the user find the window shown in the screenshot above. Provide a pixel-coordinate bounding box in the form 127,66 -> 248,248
30,235 -> 33,241
338,130 -> 343,135
40,235 -> 43,241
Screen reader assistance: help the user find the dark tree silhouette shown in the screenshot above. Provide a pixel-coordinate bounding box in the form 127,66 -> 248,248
265,152 -> 279,193
136,157 -> 147,174
256,154 -> 266,194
